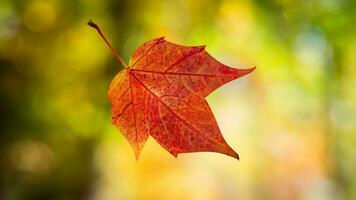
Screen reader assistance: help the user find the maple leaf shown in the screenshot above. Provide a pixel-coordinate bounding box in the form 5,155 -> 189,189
88,20 -> 255,160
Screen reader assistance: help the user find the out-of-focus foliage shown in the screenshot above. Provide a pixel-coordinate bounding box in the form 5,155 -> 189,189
0,0 -> 355,199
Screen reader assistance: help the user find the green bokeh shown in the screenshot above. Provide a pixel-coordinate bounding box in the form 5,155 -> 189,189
0,0 -> 355,199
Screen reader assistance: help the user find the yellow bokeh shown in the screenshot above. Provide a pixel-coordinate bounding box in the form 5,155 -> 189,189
24,0 -> 58,32
0,0 -> 355,199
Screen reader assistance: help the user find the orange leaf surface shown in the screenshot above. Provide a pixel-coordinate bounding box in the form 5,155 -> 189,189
89,21 -> 255,160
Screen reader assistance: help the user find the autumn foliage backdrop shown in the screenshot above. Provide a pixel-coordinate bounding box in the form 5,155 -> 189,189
0,0 -> 355,199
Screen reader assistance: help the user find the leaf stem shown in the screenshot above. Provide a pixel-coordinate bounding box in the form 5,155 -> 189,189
87,20 -> 128,69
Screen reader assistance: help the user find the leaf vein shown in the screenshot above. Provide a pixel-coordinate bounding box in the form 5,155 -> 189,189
130,72 -> 228,150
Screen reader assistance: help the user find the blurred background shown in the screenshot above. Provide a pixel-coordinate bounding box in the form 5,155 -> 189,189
0,0 -> 355,199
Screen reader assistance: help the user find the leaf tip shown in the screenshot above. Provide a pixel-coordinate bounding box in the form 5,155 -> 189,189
235,152 -> 240,161
157,36 -> 166,42
250,66 -> 256,72
246,66 -> 256,74
235,66 -> 256,79
134,152 -> 141,161
168,150 -> 178,158
227,150 -> 240,160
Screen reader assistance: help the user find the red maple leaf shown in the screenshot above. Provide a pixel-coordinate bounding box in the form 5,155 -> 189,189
88,21 -> 255,160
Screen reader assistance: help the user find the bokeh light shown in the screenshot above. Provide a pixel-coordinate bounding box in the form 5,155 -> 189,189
0,0 -> 355,199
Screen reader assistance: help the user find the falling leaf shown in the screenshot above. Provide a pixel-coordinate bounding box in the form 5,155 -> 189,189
88,20 -> 255,160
